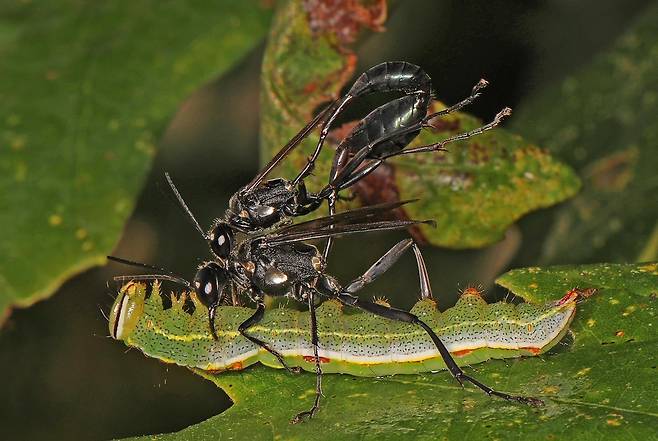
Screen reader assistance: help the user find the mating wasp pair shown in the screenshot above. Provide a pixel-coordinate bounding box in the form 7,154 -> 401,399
110,62 -> 534,422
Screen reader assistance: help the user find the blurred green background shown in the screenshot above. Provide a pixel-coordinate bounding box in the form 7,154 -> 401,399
0,1 -> 655,439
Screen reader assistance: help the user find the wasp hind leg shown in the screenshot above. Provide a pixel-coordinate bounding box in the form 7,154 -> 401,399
290,289 -> 323,424
323,240 -> 544,406
238,301 -> 301,374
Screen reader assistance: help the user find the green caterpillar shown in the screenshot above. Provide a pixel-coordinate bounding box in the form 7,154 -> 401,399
109,281 -> 578,376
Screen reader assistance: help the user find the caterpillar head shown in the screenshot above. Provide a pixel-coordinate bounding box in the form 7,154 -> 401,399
109,281 -> 148,340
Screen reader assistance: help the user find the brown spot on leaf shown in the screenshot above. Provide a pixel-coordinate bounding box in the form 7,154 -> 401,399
304,0 -> 387,46
351,159 -> 430,244
427,117 -> 461,133
585,148 -> 638,192
467,142 -> 491,165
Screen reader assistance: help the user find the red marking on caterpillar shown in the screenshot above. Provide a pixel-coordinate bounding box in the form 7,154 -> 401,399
558,289 -> 581,305
303,356 -> 331,363
452,349 -> 473,357
229,362 -> 244,371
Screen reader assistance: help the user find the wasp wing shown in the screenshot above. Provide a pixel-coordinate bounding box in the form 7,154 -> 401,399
262,218 -> 434,246
241,100 -> 338,193
274,200 -> 416,236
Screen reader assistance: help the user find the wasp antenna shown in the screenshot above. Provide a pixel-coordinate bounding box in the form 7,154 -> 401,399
108,256 -> 191,288
108,255 -> 173,275
164,172 -> 209,240
112,274 -> 191,289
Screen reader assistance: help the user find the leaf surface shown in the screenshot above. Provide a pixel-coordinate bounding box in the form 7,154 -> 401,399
0,1 -> 272,322
511,2 -> 658,263
122,262 -> 658,440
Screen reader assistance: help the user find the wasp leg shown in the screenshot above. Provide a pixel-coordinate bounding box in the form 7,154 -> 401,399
394,107 -> 512,157
320,240 -> 543,407
289,180 -> 324,216
208,302 -> 219,340
320,79 -> 492,260
410,243 -> 432,300
229,283 -> 242,307
238,301 -> 301,374
428,78 -> 489,120
291,289 -> 323,424
291,98 -> 353,187
243,104 -> 336,193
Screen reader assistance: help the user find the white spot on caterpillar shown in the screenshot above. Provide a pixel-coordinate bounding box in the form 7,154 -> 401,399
115,295 -> 131,340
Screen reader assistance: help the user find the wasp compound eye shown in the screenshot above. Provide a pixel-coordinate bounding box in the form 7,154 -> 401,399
193,262 -> 228,307
192,262 -> 229,341
208,222 -> 233,259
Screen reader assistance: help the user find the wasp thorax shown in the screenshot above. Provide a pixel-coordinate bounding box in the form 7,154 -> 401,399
193,262 -> 228,307
209,222 -> 233,259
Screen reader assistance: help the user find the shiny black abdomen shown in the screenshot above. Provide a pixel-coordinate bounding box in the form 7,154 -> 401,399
338,93 -> 429,158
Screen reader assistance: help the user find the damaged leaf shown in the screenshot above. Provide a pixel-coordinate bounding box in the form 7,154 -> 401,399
0,1 -> 272,323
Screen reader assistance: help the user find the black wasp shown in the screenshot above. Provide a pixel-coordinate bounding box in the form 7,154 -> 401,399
166,61 -> 506,265
110,62 -> 529,422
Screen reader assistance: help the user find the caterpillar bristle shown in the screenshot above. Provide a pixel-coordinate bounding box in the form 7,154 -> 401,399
460,285 -> 484,298
189,292 -> 203,308
373,296 -> 390,307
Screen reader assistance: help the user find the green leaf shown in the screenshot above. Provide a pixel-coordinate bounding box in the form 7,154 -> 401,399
122,262 -> 658,440
259,0 -> 579,250
511,2 -> 658,263
0,2 -> 272,322
396,108 -> 581,248
259,0 -> 365,180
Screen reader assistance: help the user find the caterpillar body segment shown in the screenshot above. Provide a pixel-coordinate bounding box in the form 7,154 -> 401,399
110,282 -> 578,377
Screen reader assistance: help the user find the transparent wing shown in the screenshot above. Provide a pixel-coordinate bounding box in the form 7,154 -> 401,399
274,200 -> 416,236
